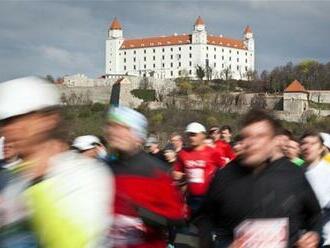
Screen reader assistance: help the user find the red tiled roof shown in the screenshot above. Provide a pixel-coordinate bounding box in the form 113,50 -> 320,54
207,35 -> 246,49
110,17 -> 122,30
195,16 -> 205,26
121,34 -> 246,50
121,34 -> 191,49
284,80 -> 307,92
244,25 -> 253,34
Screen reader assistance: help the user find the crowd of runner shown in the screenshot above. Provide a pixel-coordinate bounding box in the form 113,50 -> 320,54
0,76 -> 330,248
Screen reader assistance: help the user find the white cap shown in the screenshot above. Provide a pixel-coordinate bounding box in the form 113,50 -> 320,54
185,122 -> 206,133
72,135 -> 101,151
320,132 -> 330,149
0,76 -> 60,120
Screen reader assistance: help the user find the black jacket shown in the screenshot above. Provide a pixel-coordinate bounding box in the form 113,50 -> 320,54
202,157 -> 322,247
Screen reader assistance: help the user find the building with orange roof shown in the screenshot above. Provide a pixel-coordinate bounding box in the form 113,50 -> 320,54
105,17 -> 255,80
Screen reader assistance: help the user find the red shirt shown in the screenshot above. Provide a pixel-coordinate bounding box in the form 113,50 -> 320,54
174,146 -> 223,196
214,140 -> 236,164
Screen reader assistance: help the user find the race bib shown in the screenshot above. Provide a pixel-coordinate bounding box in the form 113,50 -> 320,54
187,168 -> 204,183
234,218 -> 289,248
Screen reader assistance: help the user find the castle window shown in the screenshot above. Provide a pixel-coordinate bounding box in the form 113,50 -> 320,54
171,71 -> 173,76
237,51 -> 239,55
153,56 -> 155,61
229,57 -> 231,61
229,50 -> 232,53
179,47 -> 181,51
124,51 -> 126,55
144,57 -> 146,62
214,47 -> 216,52
206,54 -> 208,58
133,57 -> 136,62
206,47 -> 209,50
189,46 -> 192,50
124,66 -> 126,70
144,49 -> 146,54
171,55 -> 173,59
245,52 -> 247,56
189,70 -> 192,75
245,59 -> 248,63
179,71 -> 181,76
162,63 -> 165,67
229,65 -> 231,69
144,64 -> 146,69
222,56 -> 224,60
189,53 -> 192,58
222,48 -> 224,52
178,54 -> 181,59
222,64 -> 224,68
124,58 -> 126,63
237,58 -> 239,62
179,62 -> 181,67
162,48 -> 165,52
237,65 -> 239,70
189,61 -> 192,66
153,49 -> 156,53
162,55 -> 165,60
171,48 -> 173,52
171,62 -> 173,67
153,64 -> 156,68
134,50 -> 136,54
134,65 -> 136,70
214,55 -> 216,59
214,63 -> 216,67
245,66 -> 248,71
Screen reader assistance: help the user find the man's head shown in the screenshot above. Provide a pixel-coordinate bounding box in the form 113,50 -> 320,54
72,135 -> 102,159
301,131 -> 326,165
145,136 -> 159,154
220,125 -> 233,143
105,106 -> 147,154
0,77 -> 61,158
239,109 -> 283,168
169,132 -> 183,152
208,126 -> 220,142
280,130 -> 301,159
185,122 -> 207,148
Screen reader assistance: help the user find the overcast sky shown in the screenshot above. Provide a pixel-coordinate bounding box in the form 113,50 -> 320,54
0,0 -> 329,81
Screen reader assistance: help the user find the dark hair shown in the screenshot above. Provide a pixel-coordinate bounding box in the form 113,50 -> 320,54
241,109 -> 283,136
300,130 -> 324,144
220,125 -> 232,133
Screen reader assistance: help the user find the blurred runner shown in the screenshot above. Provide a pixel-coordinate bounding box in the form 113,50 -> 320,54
72,135 -> 103,159
209,126 -> 235,165
0,76 -> 113,248
169,132 -> 184,153
145,136 -> 166,162
202,109 -> 321,248
220,125 -> 234,147
301,131 -> 330,247
105,106 -> 186,248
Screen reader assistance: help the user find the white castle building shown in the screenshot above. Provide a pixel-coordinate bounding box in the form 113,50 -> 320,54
105,17 -> 255,80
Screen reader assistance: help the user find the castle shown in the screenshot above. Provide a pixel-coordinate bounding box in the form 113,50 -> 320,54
105,17 -> 255,80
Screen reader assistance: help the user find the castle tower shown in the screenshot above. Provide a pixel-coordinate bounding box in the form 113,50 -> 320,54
106,17 -> 124,75
243,25 -> 255,72
283,79 -> 308,115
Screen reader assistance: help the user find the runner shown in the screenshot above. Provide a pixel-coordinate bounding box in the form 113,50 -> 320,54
301,131 -> 330,247
174,122 -> 224,248
105,106 -> 186,248
209,126 -> 235,165
0,76 -> 113,248
202,109 -> 321,248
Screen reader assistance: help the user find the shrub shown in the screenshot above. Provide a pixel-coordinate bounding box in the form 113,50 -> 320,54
131,89 -> 156,102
